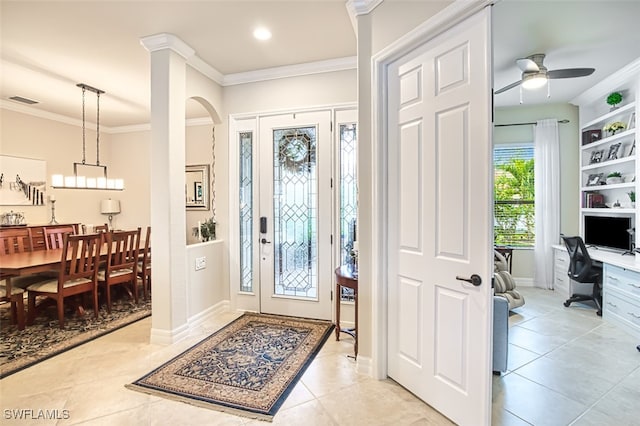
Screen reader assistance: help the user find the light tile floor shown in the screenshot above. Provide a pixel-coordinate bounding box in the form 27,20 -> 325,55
493,287 -> 640,426
1,288 -> 638,425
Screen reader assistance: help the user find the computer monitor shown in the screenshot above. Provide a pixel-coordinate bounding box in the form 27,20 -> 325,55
584,215 -> 632,252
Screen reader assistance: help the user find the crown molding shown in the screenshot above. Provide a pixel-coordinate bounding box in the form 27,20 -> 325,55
346,0 -> 384,17
346,0 -> 384,31
4,35 -> 357,130
187,55 -> 225,86
570,57 -> 640,106
139,33 -> 355,88
139,33 -> 195,60
222,56 -> 357,86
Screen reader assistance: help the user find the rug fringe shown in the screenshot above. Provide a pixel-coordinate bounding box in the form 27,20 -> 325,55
124,383 -> 274,422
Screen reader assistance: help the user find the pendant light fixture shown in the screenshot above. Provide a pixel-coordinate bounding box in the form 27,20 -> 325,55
51,83 -> 124,190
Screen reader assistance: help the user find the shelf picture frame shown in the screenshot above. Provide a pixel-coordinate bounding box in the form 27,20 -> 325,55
581,129 -> 601,146
589,149 -> 604,164
586,173 -> 604,186
628,112 -> 636,130
607,142 -> 622,160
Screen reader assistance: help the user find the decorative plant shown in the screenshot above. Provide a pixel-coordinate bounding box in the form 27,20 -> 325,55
192,217 -> 216,241
603,121 -> 626,134
606,92 -> 623,108
628,191 -> 636,203
607,171 -> 622,178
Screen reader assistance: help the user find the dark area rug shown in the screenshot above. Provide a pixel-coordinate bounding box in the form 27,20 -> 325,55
0,297 -> 151,379
126,313 -> 334,421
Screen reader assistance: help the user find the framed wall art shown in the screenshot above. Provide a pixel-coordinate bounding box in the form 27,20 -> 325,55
0,155 -> 47,206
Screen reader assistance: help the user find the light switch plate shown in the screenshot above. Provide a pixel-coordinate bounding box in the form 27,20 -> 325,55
195,256 -> 206,270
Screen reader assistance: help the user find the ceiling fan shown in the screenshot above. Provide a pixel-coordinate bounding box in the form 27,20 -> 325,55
495,53 -> 595,94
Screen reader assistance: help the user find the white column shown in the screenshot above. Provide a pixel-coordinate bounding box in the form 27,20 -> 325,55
141,34 -> 194,344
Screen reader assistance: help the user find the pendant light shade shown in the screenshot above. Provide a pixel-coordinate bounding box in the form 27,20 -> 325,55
51,83 -> 124,191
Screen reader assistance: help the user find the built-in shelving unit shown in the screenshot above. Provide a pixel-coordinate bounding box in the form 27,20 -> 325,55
571,58 -> 640,244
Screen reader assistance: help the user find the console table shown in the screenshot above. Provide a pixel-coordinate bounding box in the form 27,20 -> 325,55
335,265 -> 358,359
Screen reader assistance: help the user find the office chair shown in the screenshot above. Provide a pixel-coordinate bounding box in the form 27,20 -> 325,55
561,235 -> 603,316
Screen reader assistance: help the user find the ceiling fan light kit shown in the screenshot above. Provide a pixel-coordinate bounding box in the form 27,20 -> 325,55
521,72 -> 548,90
496,53 -> 595,97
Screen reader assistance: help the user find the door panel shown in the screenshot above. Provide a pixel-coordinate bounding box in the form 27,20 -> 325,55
387,9 -> 492,425
259,112 -> 332,320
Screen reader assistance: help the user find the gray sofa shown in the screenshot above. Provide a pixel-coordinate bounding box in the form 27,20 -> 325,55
493,295 -> 509,374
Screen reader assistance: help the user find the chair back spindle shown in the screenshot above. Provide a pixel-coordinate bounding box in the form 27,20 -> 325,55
44,225 -> 75,250
0,228 -> 33,255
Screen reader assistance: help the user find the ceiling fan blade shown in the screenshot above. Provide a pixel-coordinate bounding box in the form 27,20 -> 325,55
516,58 -> 539,73
495,80 -> 522,94
548,68 -> 595,79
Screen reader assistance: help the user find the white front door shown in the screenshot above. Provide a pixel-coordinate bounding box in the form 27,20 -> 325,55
386,9 -> 493,425
258,112 -> 333,320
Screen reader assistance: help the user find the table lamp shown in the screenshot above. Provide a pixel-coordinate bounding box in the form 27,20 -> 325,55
101,199 -> 121,230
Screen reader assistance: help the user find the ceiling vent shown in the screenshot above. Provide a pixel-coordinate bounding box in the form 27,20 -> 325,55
9,96 -> 39,105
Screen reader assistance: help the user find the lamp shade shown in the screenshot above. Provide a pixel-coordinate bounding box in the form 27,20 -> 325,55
101,199 -> 121,214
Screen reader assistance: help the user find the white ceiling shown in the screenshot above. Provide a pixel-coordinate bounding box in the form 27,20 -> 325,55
2,1 -> 640,129
492,0 -> 640,109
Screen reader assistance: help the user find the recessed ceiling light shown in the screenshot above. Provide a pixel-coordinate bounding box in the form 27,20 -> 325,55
253,27 -> 272,41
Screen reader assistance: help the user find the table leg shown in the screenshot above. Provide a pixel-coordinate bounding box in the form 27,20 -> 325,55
335,282 -> 341,341
353,288 -> 358,359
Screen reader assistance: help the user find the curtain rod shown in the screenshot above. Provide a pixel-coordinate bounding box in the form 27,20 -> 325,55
495,119 -> 570,127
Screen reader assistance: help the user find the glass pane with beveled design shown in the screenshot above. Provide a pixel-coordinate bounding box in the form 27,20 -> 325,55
239,132 -> 253,292
273,127 -> 317,298
340,123 -> 357,301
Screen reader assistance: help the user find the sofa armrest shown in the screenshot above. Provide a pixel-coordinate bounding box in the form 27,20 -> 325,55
493,295 -> 509,373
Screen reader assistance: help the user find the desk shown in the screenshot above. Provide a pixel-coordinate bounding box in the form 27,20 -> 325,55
553,244 -> 640,339
335,265 -> 358,359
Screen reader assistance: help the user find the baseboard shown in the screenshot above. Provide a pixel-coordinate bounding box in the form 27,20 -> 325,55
188,300 -> 230,327
514,277 -> 534,287
150,322 -> 190,345
356,355 -> 373,376
150,301 -> 230,345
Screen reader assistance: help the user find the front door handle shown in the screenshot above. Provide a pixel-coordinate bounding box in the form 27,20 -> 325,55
261,238 -> 271,244
456,274 -> 482,286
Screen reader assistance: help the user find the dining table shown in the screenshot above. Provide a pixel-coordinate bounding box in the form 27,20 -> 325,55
1,240 -> 147,323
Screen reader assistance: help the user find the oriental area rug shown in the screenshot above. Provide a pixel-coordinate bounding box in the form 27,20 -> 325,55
126,313 -> 334,421
0,298 -> 151,379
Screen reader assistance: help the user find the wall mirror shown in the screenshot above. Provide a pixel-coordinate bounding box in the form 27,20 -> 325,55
186,164 -> 210,210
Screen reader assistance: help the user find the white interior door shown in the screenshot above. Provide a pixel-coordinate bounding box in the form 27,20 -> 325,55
386,9 -> 493,426
258,112 -> 333,320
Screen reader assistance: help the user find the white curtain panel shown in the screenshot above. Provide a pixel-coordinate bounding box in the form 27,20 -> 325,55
534,119 -> 560,289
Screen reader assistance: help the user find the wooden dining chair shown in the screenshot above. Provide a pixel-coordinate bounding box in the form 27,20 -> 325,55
137,226 -> 151,300
94,224 -> 109,233
26,233 -> 103,328
98,228 -> 141,313
44,225 -> 76,250
0,228 -> 34,330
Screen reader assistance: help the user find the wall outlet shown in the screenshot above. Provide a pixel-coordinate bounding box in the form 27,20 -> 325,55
195,256 -> 206,270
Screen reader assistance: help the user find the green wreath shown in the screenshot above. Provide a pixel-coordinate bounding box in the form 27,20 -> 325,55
278,131 -> 316,173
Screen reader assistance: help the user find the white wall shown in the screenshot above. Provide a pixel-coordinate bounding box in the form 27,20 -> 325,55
223,69 -> 357,115
370,0 -> 452,54
494,103 -> 580,281
186,240 -> 227,320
